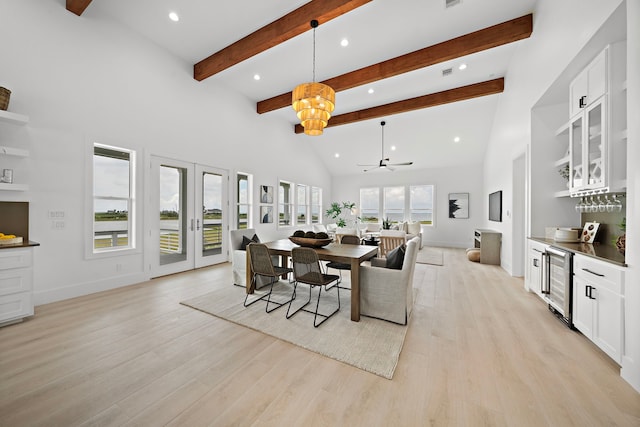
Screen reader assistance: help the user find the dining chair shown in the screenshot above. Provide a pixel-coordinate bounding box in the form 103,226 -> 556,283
325,234 -> 360,288
378,230 -> 407,258
244,243 -> 294,313
287,247 -> 341,327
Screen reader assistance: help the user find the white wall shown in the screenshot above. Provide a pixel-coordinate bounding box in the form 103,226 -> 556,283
0,1 -> 331,304
331,163 -> 484,249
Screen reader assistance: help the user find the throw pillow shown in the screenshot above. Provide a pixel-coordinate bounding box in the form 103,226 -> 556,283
239,233 -> 260,251
385,244 -> 406,269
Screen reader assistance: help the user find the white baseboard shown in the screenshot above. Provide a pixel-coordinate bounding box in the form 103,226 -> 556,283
622,356 -> 640,393
33,272 -> 148,306
424,240 -> 469,249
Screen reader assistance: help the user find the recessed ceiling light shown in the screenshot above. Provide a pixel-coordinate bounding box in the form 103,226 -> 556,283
458,63 -> 467,70
368,88 -> 374,94
391,146 -> 396,151
253,74 -> 261,81
340,38 -> 349,47
168,12 -> 179,22
334,153 -> 340,158
454,136 -> 461,143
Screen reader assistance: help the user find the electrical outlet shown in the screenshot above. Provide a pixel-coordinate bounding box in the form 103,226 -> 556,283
51,221 -> 65,230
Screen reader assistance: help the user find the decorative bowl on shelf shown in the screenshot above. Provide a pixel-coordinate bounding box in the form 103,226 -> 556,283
289,236 -> 332,248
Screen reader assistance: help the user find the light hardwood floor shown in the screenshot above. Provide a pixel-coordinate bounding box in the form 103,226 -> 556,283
1,248 -> 639,426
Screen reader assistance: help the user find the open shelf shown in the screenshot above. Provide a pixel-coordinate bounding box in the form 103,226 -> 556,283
554,155 -> 570,167
0,110 -> 29,125
555,121 -> 570,136
554,189 -> 571,198
0,146 -> 28,157
0,183 -> 29,191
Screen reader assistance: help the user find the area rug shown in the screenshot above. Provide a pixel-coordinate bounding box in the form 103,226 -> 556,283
416,247 -> 444,266
180,281 -> 410,379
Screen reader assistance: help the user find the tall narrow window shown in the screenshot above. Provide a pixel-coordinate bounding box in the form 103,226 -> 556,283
311,187 -> 322,223
237,173 -> 251,229
93,144 -> 135,252
296,184 -> 308,225
383,186 -> 405,225
410,185 -> 435,225
278,181 -> 292,226
360,187 -> 380,223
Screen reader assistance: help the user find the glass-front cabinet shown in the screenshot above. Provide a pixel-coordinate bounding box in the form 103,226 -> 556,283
569,96 -> 606,193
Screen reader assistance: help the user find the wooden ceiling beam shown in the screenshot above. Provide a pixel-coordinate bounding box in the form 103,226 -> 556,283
194,0 -> 372,82
293,78 -> 504,133
66,0 -> 93,16
259,14 -> 531,114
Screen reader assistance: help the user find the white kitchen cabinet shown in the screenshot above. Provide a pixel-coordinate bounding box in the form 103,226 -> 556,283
557,42 -> 627,197
0,247 -> 34,326
526,240 -> 548,298
569,48 -> 607,118
572,254 -> 624,364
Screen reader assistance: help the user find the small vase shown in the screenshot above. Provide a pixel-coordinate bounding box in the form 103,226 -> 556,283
616,234 -> 625,255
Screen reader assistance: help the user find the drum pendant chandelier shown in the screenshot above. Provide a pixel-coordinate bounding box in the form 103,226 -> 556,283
292,20 -> 335,136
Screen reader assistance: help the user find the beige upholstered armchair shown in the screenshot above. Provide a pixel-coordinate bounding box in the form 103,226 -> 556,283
359,237 -> 419,325
230,228 -> 276,288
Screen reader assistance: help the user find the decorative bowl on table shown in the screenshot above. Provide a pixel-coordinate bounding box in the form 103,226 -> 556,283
289,236 -> 332,248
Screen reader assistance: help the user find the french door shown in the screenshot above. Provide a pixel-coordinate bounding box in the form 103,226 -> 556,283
149,156 -> 228,278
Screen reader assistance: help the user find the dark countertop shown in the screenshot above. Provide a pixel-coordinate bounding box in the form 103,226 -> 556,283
0,240 -> 40,250
529,237 -> 626,267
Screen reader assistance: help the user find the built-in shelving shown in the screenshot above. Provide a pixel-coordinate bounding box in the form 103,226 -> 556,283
0,183 -> 29,191
0,110 -> 29,125
555,121 -> 570,136
0,146 -> 28,157
554,155 -> 570,167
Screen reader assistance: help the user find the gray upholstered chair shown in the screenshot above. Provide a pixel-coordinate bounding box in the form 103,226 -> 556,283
359,237 -> 419,325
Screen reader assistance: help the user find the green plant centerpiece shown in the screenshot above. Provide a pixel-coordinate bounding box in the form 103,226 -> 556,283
382,217 -> 392,230
326,201 -> 356,228
613,217 -> 626,255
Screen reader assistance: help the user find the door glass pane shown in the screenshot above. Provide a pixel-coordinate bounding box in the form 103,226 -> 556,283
587,103 -> 603,186
159,165 -> 187,265
570,116 -> 583,188
202,172 -> 223,257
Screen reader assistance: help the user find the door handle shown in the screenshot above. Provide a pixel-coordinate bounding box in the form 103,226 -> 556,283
588,285 -> 596,300
533,259 -> 539,268
582,268 -> 604,277
196,219 -> 201,231
190,219 -> 194,231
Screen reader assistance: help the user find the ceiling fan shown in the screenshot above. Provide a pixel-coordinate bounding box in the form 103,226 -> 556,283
358,121 -> 414,172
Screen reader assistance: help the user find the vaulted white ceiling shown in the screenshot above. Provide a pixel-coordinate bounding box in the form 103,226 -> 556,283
84,0 -> 537,175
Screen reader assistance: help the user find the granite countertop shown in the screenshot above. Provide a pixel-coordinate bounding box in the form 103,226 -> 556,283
0,240 -> 40,250
529,237 -> 625,267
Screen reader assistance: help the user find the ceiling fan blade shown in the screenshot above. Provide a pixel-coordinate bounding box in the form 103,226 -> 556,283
363,166 -> 380,172
357,163 -> 379,167
387,161 -> 414,166
385,166 -> 395,171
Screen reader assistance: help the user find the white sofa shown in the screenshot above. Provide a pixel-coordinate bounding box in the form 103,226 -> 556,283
401,221 -> 423,249
359,236 -> 419,325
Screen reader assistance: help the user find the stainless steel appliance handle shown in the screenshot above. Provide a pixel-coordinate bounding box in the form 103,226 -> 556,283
542,252 -> 550,295
546,246 -> 567,257
582,268 -> 604,277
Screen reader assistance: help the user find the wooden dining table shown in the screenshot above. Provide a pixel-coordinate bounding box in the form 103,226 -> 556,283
246,239 -> 378,321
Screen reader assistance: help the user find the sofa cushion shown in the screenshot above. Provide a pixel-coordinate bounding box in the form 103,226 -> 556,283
240,233 -> 260,250
407,222 -> 421,235
385,244 -> 406,269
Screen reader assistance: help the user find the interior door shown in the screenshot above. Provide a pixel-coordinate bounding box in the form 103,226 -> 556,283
149,156 -> 228,278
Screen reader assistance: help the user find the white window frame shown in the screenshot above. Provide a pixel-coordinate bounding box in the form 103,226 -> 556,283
236,172 -> 252,229
278,180 -> 293,227
87,142 -> 138,258
311,186 -> 322,224
410,184 -> 435,226
296,184 -> 309,225
359,187 -> 381,223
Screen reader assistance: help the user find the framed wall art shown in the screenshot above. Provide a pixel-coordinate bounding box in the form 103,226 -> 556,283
260,185 -> 273,204
260,206 -> 273,224
449,193 -> 469,219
